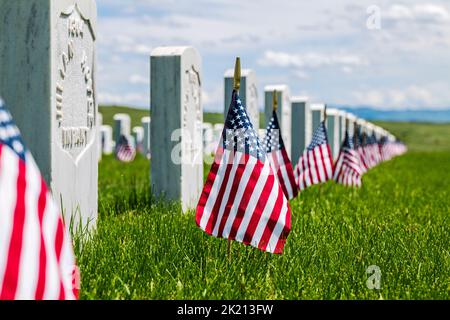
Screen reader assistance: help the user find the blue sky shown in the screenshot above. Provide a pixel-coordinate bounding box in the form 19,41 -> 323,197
96,0 -> 450,111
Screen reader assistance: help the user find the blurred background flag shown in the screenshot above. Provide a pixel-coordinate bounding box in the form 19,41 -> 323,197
263,106 -> 298,200
196,88 -> 292,254
355,128 -> 369,174
294,121 -> 334,191
0,98 -> 78,300
115,134 -> 136,163
333,130 -> 362,187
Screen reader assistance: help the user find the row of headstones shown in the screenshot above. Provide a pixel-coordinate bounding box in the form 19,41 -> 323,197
0,1 -> 396,231
150,46 -> 397,213
97,113 -> 151,159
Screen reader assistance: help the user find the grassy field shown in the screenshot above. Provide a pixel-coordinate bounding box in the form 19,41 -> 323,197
75,117 -> 450,300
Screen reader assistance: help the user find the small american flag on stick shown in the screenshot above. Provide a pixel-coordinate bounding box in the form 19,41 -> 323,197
294,121 -> 334,191
0,98 -> 78,300
115,134 -> 136,163
333,130 -> 362,187
262,100 -> 298,200
196,85 -> 292,254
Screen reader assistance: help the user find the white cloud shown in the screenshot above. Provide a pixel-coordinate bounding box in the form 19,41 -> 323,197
258,50 -> 368,69
129,74 -> 149,85
351,84 -> 449,109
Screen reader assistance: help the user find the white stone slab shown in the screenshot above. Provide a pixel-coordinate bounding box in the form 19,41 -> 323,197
113,113 -> 131,144
264,85 -> 292,157
224,69 -> 259,129
310,103 -> 325,133
0,0 -> 98,230
338,110 -> 347,145
141,116 -> 151,158
132,126 -> 144,153
291,96 -> 311,162
100,125 -> 113,154
97,112 -> 103,161
150,46 -> 203,212
325,108 -> 340,160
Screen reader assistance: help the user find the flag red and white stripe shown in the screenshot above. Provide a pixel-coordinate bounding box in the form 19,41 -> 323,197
0,100 -> 78,300
333,131 -> 362,187
196,91 -> 292,254
294,121 -> 334,191
263,111 -> 298,200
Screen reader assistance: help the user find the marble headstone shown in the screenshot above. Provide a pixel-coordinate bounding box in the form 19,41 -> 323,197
310,103 -> 325,133
97,112 -> 103,161
291,96 -> 311,162
0,0 -> 98,229
224,69 -> 259,129
113,113 -> 131,144
325,108 -> 340,160
150,46 -> 203,212
132,126 -> 144,153
264,85 -> 292,157
100,125 -> 113,155
141,116 -> 151,158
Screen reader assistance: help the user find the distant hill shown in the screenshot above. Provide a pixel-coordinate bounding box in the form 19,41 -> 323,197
332,106 -> 450,123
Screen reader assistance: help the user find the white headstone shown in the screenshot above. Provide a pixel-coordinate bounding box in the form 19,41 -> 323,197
0,0 -> 98,230
264,85 -> 292,157
100,125 -> 114,154
141,116 -> 151,158
310,103 -> 325,132
113,113 -> 131,144
97,112 -> 103,161
346,113 -> 357,137
291,96 -> 311,162
150,46 -> 203,212
325,108 -> 340,160
224,69 -> 259,129
132,126 -> 144,153
338,110 -> 347,145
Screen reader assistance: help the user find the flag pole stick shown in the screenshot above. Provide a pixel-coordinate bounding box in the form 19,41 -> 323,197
227,56 -> 241,262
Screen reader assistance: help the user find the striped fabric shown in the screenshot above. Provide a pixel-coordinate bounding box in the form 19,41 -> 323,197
196,91 -> 292,254
333,131 -> 363,187
115,134 -> 136,162
294,121 -> 334,191
263,111 -> 298,200
0,99 -> 78,300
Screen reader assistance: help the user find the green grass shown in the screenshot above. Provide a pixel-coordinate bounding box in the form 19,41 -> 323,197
74,121 -> 450,300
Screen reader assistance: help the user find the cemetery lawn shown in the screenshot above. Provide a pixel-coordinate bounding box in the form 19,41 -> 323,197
74,123 -> 450,300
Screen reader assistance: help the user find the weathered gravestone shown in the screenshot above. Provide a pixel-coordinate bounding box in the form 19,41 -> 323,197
264,85 -> 292,157
202,122 -> 214,155
338,110 -> 347,145
97,112 -> 103,161
132,126 -> 144,153
310,103 -> 325,133
0,0 -> 98,229
325,108 -> 340,160
346,113 -> 357,138
291,96 -> 311,162
113,113 -> 131,145
141,116 -> 151,157
150,46 -> 203,212
224,69 -> 259,129
100,125 -> 113,155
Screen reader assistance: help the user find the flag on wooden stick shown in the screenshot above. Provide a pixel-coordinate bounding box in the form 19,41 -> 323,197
262,110 -> 298,200
0,98 -> 78,300
196,90 -> 292,254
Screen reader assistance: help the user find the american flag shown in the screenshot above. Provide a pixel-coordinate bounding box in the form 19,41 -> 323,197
115,134 -> 136,163
294,121 -> 334,190
262,111 -> 298,200
196,91 -> 292,254
354,129 -> 369,174
0,99 -> 78,300
380,138 -> 407,161
365,134 -> 382,169
333,131 -> 363,187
